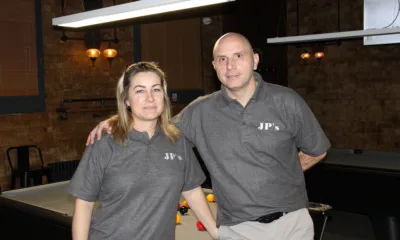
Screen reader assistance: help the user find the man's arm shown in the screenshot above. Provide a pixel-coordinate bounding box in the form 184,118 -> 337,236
86,95 -> 210,146
299,151 -> 326,171
182,187 -> 218,239
72,199 -> 95,240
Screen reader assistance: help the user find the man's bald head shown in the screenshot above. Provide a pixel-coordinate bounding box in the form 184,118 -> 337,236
213,32 -> 254,58
211,32 -> 259,94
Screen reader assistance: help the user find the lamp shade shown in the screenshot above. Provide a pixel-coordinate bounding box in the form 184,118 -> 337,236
314,51 -> 324,59
103,48 -> 118,58
86,48 -> 101,58
300,52 -> 311,60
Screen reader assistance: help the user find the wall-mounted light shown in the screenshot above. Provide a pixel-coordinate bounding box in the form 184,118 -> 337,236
298,47 -> 326,63
314,51 -> 325,60
86,48 -> 101,66
60,30 -> 119,67
311,43 -> 325,62
103,48 -> 118,66
103,33 -> 118,66
58,1 -> 119,67
300,51 -> 311,60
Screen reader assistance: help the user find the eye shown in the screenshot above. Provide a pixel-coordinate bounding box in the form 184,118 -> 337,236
218,57 -> 226,62
135,89 -> 144,94
153,88 -> 162,92
235,53 -> 243,58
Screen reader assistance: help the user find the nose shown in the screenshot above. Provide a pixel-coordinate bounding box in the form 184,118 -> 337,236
146,91 -> 155,102
226,58 -> 235,70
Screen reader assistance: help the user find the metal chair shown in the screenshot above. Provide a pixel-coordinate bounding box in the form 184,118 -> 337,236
6,145 -> 45,189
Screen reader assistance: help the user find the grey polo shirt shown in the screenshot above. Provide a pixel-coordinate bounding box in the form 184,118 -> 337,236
68,127 -> 205,240
174,72 -> 330,226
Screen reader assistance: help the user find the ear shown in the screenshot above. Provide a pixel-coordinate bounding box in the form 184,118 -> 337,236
125,99 -> 130,107
212,60 -> 216,70
253,53 -> 260,70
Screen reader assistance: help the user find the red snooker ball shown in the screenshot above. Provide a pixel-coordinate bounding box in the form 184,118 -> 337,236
196,220 -> 206,231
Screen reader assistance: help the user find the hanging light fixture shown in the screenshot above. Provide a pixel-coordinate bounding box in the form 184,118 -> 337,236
266,0 -> 400,44
57,0 -> 120,67
52,0 -> 236,28
103,48 -> 118,66
103,32 -> 118,66
312,43 -> 325,61
86,48 -> 101,66
300,51 -> 311,61
84,30 -> 102,67
314,51 -> 325,60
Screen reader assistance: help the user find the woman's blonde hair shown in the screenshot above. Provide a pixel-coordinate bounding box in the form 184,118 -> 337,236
110,62 -> 180,145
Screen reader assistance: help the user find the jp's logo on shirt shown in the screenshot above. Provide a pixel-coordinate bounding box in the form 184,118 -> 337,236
258,122 -> 280,131
164,153 -> 183,160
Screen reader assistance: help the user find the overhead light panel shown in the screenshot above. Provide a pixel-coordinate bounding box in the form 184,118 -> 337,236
52,0 -> 235,28
266,27 -> 400,44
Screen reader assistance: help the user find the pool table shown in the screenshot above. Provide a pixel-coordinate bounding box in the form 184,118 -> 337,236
0,181 -> 219,240
304,148 -> 400,240
0,181 -> 330,240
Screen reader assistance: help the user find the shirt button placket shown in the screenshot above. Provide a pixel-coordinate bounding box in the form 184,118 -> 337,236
240,110 -> 246,142
145,145 -> 149,162
241,109 -> 252,138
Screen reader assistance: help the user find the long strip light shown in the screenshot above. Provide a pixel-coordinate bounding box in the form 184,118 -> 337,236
52,0 -> 235,28
266,27 -> 400,44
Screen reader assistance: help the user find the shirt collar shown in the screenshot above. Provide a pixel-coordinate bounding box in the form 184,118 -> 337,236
128,124 -> 161,143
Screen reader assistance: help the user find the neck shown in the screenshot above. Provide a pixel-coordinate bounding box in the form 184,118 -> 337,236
225,78 -> 257,107
132,120 -> 158,138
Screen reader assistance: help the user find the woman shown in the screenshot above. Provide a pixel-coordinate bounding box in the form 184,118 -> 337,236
68,62 -> 218,240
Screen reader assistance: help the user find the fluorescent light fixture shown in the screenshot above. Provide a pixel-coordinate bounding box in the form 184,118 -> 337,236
266,27 -> 400,44
52,0 -> 235,28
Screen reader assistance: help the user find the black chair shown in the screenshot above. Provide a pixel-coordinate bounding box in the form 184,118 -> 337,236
6,145 -> 46,189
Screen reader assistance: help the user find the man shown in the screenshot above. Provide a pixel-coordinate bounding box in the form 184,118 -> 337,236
87,33 -> 330,239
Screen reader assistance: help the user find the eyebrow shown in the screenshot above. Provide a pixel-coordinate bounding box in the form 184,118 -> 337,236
216,51 -> 245,58
133,83 -> 161,89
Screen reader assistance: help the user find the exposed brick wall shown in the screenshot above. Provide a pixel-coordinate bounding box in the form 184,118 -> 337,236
0,1 -> 223,190
286,0 -> 400,151
0,0 -> 133,190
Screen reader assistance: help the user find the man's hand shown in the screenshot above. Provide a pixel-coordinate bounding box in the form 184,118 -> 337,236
298,151 -> 326,171
86,120 -> 112,146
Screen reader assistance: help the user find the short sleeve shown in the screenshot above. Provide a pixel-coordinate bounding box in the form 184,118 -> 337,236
172,95 -> 210,144
290,93 -> 331,156
67,138 -> 112,202
181,137 -> 206,191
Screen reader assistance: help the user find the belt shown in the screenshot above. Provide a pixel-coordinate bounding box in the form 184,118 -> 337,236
251,212 -> 288,224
